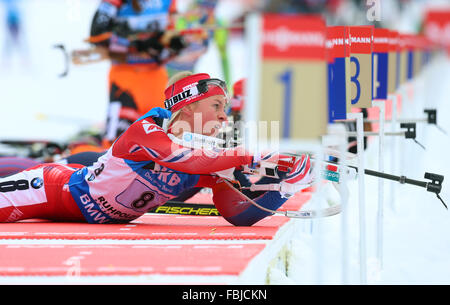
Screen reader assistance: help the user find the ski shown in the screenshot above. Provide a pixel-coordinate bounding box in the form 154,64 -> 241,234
147,200 -> 341,219
147,201 -> 219,216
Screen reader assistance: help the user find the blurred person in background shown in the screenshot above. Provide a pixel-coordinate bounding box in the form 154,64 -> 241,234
1,0 -> 28,69
88,0 -> 185,149
166,0 -> 218,77
263,0 -> 330,13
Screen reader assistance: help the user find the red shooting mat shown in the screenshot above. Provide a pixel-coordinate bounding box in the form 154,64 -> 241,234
0,189 -> 310,240
0,243 -> 266,276
0,188 -> 310,240
0,214 -> 290,240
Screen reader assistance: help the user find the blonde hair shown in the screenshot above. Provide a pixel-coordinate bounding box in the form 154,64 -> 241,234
166,71 -> 193,87
166,71 -> 194,128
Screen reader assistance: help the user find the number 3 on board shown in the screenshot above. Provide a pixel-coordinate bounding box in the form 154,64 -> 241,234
350,56 -> 361,105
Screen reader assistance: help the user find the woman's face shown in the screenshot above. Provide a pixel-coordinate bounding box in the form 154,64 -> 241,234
188,94 -> 228,137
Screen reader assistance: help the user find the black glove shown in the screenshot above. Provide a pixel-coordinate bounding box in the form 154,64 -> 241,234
112,20 -> 133,38
168,35 -> 187,55
133,31 -> 164,53
132,32 -> 187,63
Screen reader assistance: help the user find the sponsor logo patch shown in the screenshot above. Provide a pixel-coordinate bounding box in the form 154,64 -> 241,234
31,177 -> 44,189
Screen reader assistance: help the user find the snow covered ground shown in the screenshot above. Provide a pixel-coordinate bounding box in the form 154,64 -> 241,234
281,56 -> 450,285
1,0 -> 449,285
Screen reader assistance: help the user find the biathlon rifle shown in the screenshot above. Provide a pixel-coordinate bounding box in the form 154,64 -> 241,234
149,159 -> 446,219
244,153 -> 447,210
54,22 -> 244,78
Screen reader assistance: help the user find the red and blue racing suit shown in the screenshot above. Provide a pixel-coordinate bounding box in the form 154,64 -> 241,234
0,108 -> 290,226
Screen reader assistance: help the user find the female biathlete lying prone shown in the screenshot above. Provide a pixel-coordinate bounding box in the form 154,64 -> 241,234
0,72 -> 312,226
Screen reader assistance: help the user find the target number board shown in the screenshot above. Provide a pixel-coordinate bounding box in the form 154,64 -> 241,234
347,26 -> 374,111
246,13 -> 328,141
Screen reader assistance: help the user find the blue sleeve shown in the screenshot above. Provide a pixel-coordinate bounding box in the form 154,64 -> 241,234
212,176 -> 288,227
225,191 -> 288,226
136,107 -> 172,123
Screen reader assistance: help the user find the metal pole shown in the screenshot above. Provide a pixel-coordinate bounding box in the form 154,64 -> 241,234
313,142 -> 326,284
389,94 -> 398,212
363,118 -> 427,124
373,100 -> 385,271
328,124 -> 350,284
346,131 -> 405,137
347,112 -> 367,284
325,124 -> 351,284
